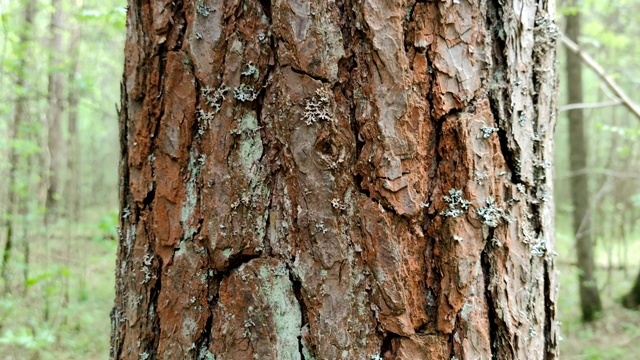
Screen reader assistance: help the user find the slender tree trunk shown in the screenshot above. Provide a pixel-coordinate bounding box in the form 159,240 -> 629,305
622,146 -> 640,305
45,0 -> 66,224
565,8 -> 602,322
66,3 -> 82,221
20,186 -> 30,294
21,93 -> 39,294
2,0 -> 36,293
60,0 -> 83,311
112,0 -> 559,358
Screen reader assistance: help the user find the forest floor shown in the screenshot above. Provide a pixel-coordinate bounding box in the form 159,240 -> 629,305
557,230 -> 640,360
1,212 -> 639,359
0,210 -> 117,360
558,265 -> 640,360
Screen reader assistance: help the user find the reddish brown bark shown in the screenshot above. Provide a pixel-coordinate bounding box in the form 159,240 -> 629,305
112,0 -> 559,359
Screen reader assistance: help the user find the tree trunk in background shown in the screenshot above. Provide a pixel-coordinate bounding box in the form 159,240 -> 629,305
2,0 -> 36,293
66,4 -> 82,221
45,0 -> 66,224
112,0 -> 559,358
622,146 -> 640,307
622,259 -> 640,308
61,0 -> 83,310
565,8 -> 602,322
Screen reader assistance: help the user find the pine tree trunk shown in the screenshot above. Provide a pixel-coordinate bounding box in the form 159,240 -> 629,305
112,0 -> 559,358
565,8 -> 602,322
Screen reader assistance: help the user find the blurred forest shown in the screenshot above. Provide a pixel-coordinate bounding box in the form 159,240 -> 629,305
0,0 -> 639,359
0,0 -> 123,358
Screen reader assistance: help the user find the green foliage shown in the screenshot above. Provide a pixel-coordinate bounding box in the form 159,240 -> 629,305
0,328 -> 56,350
76,7 -> 126,30
596,123 -> 640,139
0,0 -> 124,357
560,6 -> 581,16
94,209 -> 119,241
0,212 -> 116,359
24,267 -> 70,289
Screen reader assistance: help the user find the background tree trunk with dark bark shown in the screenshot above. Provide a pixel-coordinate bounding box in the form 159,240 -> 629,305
565,8 -> 602,322
112,0 -> 559,359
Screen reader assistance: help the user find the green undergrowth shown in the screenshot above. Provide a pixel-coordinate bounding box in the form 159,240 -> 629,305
557,215 -> 640,360
0,208 -> 117,359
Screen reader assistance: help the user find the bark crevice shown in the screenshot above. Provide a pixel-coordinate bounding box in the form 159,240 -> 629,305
289,66 -> 332,84
145,255 -> 163,358
379,331 -> 400,358
543,258 -> 554,360
481,233 -> 498,359
486,0 -> 522,186
286,263 -> 309,359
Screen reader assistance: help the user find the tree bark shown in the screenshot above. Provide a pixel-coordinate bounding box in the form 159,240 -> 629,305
45,0 -> 66,223
565,8 -> 602,322
112,0 -> 559,359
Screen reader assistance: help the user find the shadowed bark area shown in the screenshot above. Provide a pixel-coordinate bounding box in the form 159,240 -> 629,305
565,9 -> 602,323
112,0 -> 559,359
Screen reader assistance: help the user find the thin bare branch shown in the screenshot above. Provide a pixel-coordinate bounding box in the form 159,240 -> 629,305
560,33 -> 640,121
559,100 -> 622,112
557,168 -> 640,180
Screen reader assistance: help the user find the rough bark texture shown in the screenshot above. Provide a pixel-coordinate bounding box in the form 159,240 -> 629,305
565,10 -> 602,322
112,0 -> 559,359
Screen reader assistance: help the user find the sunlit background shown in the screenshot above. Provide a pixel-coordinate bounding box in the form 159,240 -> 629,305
1,0 -> 639,358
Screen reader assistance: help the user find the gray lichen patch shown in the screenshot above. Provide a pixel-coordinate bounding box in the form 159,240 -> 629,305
440,188 -> 471,218
233,83 -> 259,102
302,87 -> 334,125
480,124 -> 499,138
476,197 -> 512,228
196,0 -> 211,17
201,84 -> 229,113
241,62 -> 259,79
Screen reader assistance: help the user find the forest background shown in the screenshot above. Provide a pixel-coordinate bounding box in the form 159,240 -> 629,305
0,0 -> 639,358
